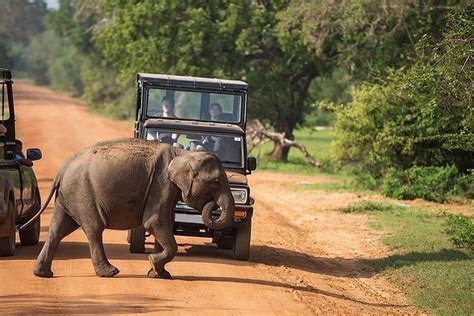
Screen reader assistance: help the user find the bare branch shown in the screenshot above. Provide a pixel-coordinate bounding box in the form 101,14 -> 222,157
247,119 -> 321,168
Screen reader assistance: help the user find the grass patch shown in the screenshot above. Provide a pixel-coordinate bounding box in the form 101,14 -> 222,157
254,128 -> 335,174
289,177 -> 377,195
340,201 -> 474,315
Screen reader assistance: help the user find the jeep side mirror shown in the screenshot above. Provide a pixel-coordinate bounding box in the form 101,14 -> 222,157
27,148 -> 42,161
247,157 -> 257,171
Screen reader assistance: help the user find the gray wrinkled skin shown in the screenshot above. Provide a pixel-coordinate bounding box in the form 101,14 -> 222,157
33,138 -> 234,279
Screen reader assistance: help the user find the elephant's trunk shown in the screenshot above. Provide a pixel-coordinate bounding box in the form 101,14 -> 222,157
201,194 -> 234,230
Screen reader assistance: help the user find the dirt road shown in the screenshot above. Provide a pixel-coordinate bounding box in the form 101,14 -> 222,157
0,82 -> 414,314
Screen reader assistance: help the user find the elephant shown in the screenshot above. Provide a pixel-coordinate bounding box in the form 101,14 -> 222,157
22,138 -> 235,279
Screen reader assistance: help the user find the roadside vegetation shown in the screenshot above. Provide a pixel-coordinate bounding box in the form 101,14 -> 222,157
341,201 -> 474,315
2,1 -> 471,172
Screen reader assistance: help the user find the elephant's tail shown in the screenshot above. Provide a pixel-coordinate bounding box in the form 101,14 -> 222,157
18,172 -> 62,231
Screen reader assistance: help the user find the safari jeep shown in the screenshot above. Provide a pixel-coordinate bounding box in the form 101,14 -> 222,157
0,68 -> 42,256
129,73 -> 256,260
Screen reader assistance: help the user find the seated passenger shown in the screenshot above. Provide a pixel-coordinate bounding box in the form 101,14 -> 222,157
161,98 -> 176,118
14,139 -> 33,167
209,103 -> 222,121
147,98 -> 179,143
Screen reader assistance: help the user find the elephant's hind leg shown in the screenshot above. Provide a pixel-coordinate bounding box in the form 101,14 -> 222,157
34,205 -> 79,278
82,227 -> 119,277
147,225 -> 177,279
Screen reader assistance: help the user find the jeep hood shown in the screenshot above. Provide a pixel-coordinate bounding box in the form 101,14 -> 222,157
225,170 -> 247,185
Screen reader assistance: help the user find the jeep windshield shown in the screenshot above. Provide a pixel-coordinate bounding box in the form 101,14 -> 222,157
145,87 -> 243,124
145,128 -> 244,168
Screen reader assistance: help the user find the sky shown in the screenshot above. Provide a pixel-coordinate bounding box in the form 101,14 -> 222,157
45,0 -> 59,10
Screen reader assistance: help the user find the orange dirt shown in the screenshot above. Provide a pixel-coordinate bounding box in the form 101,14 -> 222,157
0,81 -> 416,314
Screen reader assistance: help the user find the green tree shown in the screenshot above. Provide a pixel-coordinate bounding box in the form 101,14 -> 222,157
333,5 -> 473,179
93,0 -> 342,160
0,0 -> 47,71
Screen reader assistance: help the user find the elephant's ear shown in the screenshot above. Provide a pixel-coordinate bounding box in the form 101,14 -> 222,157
168,155 -> 197,202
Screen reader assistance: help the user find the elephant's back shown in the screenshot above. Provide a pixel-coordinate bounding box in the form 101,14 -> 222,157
89,138 -> 158,158
58,139 -> 173,229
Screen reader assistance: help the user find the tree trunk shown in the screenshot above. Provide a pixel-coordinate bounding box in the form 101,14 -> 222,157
269,121 -> 294,161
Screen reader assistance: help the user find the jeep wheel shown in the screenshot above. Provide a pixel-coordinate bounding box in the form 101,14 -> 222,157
19,216 -> 40,246
0,200 -> 16,256
217,237 -> 234,250
129,226 -> 146,253
20,191 -> 41,246
233,219 -> 251,261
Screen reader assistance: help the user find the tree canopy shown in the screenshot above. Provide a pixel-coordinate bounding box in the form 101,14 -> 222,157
2,0 -> 471,169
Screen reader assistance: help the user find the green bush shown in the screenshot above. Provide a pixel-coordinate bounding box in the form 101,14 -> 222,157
341,201 -> 403,213
48,45 -> 84,97
445,215 -> 474,251
333,7 -> 473,195
382,166 -> 466,202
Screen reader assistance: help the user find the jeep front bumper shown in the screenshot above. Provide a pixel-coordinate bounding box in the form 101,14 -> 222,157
173,202 -> 253,237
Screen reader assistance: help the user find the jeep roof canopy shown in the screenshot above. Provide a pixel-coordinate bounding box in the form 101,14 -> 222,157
137,73 -> 249,128
137,73 -> 248,91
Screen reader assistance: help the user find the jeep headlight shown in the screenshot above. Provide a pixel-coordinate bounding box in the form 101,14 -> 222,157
231,188 -> 248,204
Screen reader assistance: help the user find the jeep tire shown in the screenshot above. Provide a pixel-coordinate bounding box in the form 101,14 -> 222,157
20,190 -> 41,246
233,219 -> 251,260
129,226 -> 146,253
0,200 -> 16,256
217,236 -> 234,250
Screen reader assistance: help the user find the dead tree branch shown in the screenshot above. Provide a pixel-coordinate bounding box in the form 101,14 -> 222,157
247,120 -> 321,168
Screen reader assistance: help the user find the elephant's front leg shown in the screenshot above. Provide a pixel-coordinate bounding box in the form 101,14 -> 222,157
83,227 -> 119,277
147,223 -> 178,279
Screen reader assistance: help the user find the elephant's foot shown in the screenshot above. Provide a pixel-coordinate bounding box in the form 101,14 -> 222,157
95,263 -> 120,278
148,255 -> 172,279
147,268 -> 172,279
33,263 -> 53,278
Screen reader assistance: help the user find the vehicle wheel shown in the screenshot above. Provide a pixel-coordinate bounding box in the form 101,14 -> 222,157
0,200 -> 16,256
217,237 -> 234,250
233,219 -> 251,261
129,226 -> 146,253
20,190 -> 41,246
19,216 -> 40,246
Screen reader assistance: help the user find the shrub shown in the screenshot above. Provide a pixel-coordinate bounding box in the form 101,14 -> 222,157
333,7 -> 473,190
445,215 -> 474,251
382,165 -> 465,202
341,201 -> 403,213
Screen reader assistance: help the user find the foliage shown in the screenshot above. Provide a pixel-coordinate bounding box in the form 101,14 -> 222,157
0,0 -> 47,73
340,201 -> 473,314
91,0 -> 339,159
333,6 -> 473,195
2,0 -> 471,166
336,0 -> 464,79
341,201 -> 402,213
0,0 -> 47,44
382,166 -> 468,202
445,215 -> 474,251
39,0 -> 132,117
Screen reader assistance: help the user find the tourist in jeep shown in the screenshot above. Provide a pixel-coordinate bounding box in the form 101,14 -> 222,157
209,103 -> 222,121
15,139 -> 33,167
161,98 -> 175,118
147,98 -> 179,144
